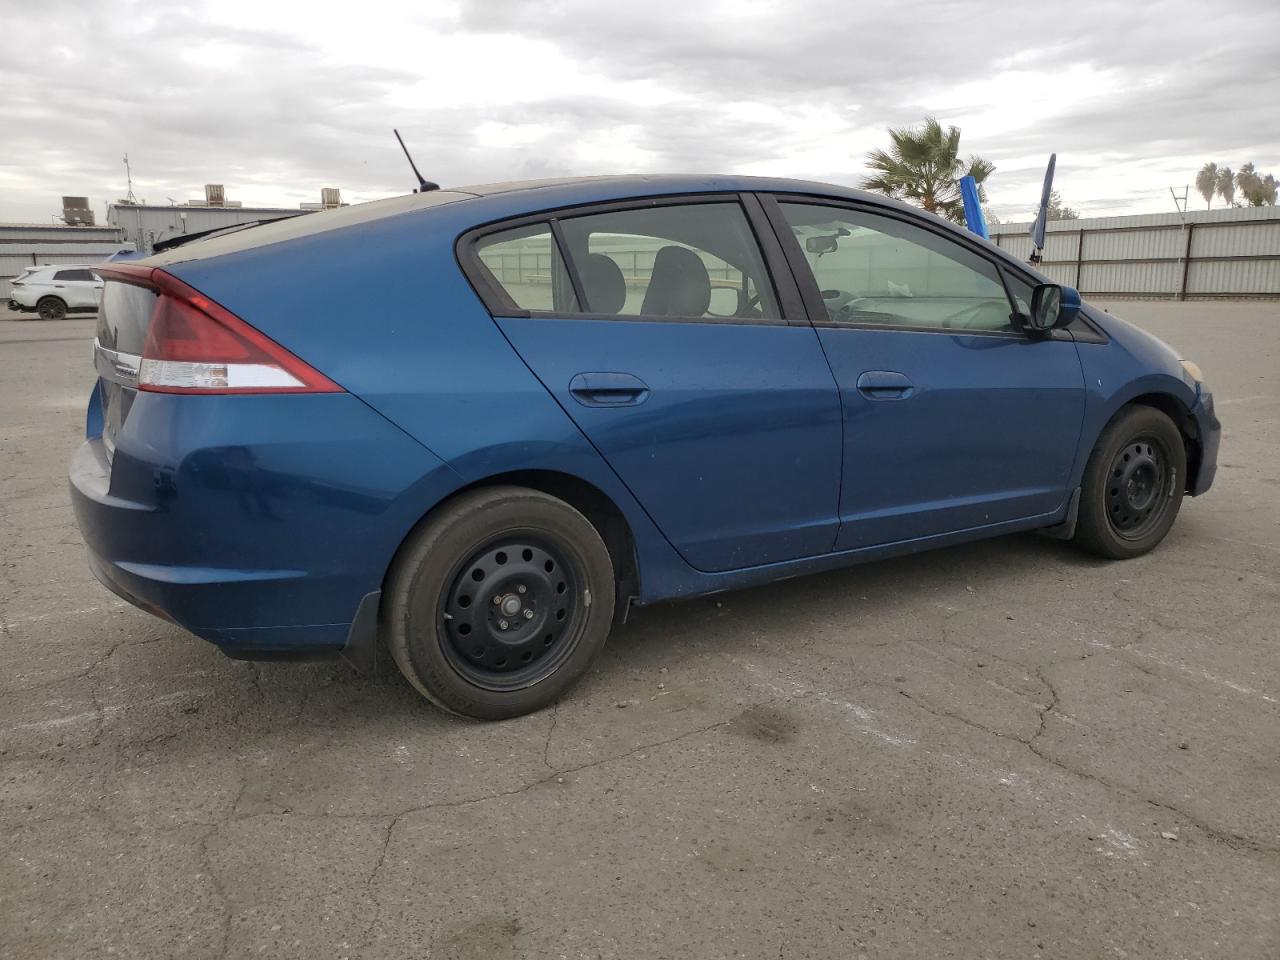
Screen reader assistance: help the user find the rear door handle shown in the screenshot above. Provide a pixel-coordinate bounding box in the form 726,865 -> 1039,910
856,370 -> 915,400
569,372 -> 650,407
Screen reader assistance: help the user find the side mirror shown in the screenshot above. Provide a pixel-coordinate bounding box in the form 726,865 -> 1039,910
1026,283 -> 1081,332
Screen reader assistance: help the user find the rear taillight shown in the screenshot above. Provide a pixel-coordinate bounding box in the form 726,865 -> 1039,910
96,264 -> 341,395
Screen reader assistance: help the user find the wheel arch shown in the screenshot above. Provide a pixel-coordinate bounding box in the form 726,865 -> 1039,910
386,469 -> 641,622
1107,391 -> 1202,493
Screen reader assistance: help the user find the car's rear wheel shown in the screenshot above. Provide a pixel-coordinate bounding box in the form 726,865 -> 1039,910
1074,405 -> 1186,559
36,297 -> 68,321
384,486 -> 615,719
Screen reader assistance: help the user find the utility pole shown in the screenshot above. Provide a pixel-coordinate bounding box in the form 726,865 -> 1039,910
1169,185 -> 1191,301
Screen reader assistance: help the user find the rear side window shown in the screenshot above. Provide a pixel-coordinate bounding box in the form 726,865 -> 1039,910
474,224 -> 578,313
558,203 -> 782,321
53,268 -> 96,281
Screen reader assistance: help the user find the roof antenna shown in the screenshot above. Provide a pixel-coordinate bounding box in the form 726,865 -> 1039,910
393,129 -> 439,193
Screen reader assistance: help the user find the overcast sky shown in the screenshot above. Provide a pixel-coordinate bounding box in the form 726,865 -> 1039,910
2,0 -> 1278,225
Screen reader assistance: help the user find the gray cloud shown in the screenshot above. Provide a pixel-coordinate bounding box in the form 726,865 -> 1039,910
1,0 -> 1278,222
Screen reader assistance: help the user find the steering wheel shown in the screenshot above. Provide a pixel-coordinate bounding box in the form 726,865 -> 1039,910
821,289 -> 857,322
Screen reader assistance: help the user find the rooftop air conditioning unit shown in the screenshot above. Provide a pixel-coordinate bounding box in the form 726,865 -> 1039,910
62,196 -> 94,226
321,187 -> 342,209
204,184 -> 226,207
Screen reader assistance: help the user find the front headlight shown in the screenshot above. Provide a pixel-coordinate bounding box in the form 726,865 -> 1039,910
1180,360 -> 1204,383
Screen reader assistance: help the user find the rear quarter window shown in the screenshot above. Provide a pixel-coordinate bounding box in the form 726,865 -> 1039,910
474,224 -> 579,313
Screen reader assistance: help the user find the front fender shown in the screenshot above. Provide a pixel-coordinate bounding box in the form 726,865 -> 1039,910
1071,306 -> 1205,489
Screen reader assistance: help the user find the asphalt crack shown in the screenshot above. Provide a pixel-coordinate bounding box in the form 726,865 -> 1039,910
354,709 -> 744,947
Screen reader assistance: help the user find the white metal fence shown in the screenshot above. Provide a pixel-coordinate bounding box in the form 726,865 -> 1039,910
990,206 -> 1280,300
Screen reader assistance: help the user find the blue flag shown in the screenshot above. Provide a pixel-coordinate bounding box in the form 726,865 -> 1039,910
959,176 -> 988,239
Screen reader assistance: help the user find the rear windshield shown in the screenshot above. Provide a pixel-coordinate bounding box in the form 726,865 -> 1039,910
96,281 -> 157,354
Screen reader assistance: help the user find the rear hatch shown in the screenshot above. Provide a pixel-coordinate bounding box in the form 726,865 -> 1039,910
93,277 -> 157,460
92,264 -> 342,461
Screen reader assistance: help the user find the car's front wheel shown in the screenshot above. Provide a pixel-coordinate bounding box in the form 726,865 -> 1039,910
36,297 -> 68,321
384,486 -> 616,719
1074,405 -> 1187,559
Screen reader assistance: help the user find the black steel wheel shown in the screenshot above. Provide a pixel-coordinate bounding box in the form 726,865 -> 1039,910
37,297 -> 67,321
1074,405 -> 1186,559
440,538 -> 584,691
384,486 -> 615,719
1103,436 -> 1174,540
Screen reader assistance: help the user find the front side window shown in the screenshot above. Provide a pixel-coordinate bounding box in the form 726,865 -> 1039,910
558,202 -> 782,322
1002,269 -> 1035,320
474,224 -> 578,313
779,202 -> 1016,332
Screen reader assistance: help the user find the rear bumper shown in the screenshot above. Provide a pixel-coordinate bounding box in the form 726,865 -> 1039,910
1190,390 -> 1220,496
69,391 -> 460,657
72,439 -> 353,655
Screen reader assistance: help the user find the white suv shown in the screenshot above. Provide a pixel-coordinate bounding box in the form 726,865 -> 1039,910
7,265 -> 104,320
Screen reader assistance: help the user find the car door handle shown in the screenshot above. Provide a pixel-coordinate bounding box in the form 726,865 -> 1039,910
856,370 -> 915,400
569,372 -> 650,407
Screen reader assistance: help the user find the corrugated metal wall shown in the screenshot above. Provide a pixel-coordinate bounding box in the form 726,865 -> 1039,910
990,206 -> 1280,299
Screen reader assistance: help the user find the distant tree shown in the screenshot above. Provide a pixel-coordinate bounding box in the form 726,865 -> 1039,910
861,116 -> 996,224
1236,163 -> 1279,206
1196,162 -> 1219,209
1236,163 -> 1259,202
1044,190 -> 1080,221
1216,166 -> 1236,207
982,205 -> 1001,226
1258,174 -> 1279,206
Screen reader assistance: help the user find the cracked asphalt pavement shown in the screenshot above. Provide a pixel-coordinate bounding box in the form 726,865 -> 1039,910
1,301 -> 1278,959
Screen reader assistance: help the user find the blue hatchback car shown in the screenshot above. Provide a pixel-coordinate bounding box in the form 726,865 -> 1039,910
71,175 -> 1220,718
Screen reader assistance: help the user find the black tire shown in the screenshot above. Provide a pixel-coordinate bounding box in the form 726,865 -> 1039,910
1074,405 -> 1186,559
384,486 -> 616,719
36,297 -> 67,321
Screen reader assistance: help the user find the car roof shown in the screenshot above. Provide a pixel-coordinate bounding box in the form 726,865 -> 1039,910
145,173 -> 1042,283
144,174 -> 894,267
453,173 -> 865,200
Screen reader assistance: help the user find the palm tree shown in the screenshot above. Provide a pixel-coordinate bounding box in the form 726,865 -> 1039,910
1259,174 -> 1279,206
1196,162 -> 1218,209
1216,166 -> 1236,207
861,116 -> 995,224
1234,163 -> 1278,205
1236,162 -> 1259,201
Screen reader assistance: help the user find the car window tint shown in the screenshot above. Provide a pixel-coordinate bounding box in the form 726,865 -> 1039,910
779,202 -> 1015,332
53,269 -> 78,281
475,224 -> 579,313
558,203 -> 782,321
